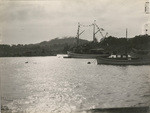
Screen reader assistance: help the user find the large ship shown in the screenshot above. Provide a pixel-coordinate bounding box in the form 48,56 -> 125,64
67,48 -> 110,59
66,21 -> 110,58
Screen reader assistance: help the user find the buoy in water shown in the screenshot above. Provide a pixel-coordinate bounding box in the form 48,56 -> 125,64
87,62 -> 91,64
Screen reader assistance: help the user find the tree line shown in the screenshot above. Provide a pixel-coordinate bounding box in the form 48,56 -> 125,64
69,35 -> 150,54
0,37 -> 88,57
0,35 -> 150,57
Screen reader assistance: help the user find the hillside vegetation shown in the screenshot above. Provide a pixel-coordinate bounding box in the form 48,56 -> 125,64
0,35 -> 150,57
0,37 -> 88,57
69,35 -> 150,54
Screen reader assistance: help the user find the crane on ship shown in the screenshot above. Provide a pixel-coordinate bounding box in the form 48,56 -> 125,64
76,20 -> 108,46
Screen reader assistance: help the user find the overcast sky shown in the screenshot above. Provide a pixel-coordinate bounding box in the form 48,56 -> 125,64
0,0 -> 149,44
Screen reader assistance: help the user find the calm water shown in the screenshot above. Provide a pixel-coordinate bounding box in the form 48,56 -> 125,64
1,56 -> 150,113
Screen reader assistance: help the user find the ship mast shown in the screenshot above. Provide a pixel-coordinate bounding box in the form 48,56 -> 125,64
76,22 -> 85,46
126,28 -> 128,38
76,22 -> 80,46
76,21 -> 106,44
125,28 -> 128,58
93,20 -> 96,42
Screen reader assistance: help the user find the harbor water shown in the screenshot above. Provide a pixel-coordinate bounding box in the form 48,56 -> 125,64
1,56 -> 150,113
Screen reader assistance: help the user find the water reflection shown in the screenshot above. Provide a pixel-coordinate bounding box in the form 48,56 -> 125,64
1,57 -> 150,113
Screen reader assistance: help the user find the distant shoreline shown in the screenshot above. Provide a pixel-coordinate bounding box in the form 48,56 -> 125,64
0,55 -> 56,58
0,35 -> 150,57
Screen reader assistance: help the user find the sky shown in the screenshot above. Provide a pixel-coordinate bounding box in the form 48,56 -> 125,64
0,0 -> 149,44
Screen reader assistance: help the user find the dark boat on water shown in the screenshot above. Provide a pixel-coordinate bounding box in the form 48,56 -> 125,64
96,29 -> 150,65
67,48 -> 110,59
96,56 -> 150,65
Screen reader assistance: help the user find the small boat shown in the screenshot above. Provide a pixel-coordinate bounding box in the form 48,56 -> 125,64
87,62 -> 91,64
96,29 -> 150,65
96,56 -> 150,65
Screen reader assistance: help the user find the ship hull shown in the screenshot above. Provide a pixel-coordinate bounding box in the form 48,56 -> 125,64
96,57 -> 150,65
67,51 -> 110,59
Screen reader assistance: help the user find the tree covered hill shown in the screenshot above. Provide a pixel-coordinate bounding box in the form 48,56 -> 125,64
100,35 -> 150,54
0,37 -> 89,57
38,37 -> 88,46
0,35 -> 150,57
69,35 -> 150,54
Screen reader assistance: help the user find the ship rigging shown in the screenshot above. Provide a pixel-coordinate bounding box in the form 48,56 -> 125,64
76,20 -> 108,46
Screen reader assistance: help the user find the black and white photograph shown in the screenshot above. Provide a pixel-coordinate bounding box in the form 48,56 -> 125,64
0,0 -> 150,113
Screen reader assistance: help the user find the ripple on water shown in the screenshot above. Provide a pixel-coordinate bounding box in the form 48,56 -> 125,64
1,57 -> 150,113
